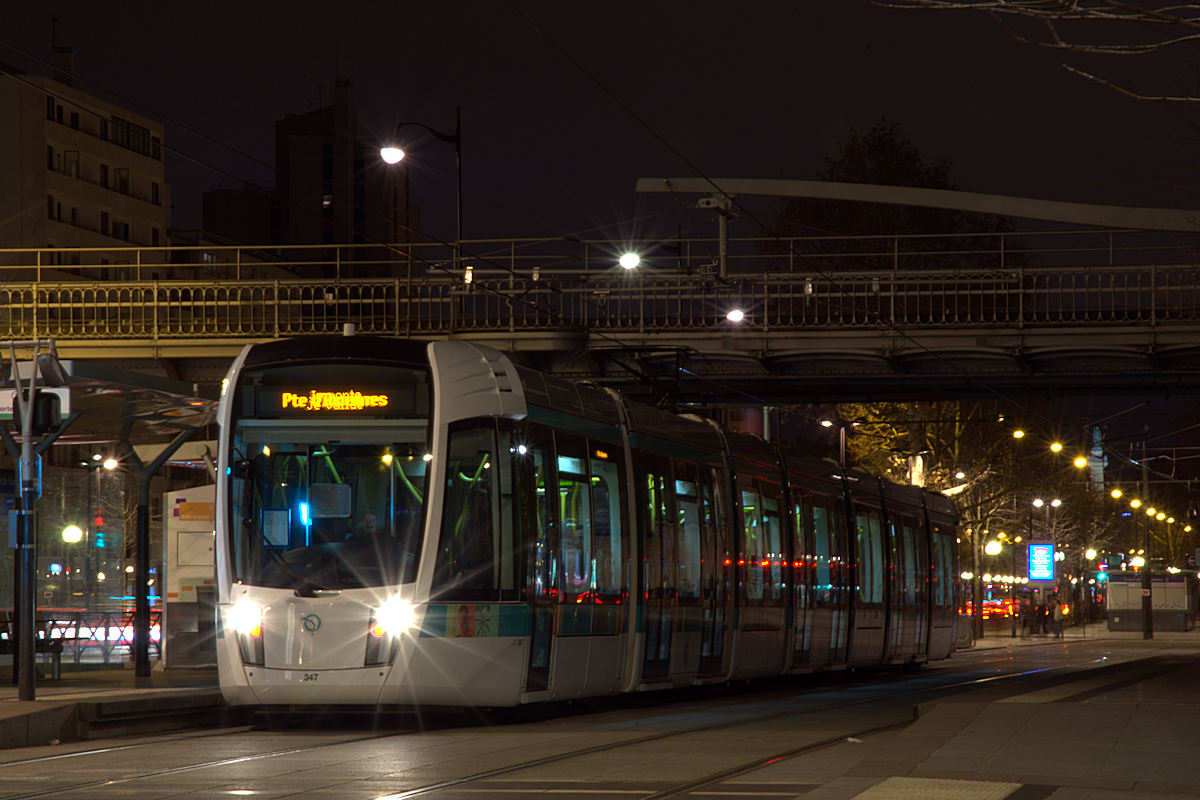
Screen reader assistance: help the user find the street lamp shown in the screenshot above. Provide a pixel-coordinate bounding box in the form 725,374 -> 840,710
379,108 -> 463,268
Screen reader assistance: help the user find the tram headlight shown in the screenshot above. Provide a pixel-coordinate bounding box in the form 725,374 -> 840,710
365,597 -> 414,666
229,599 -> 264,636
229,599 -> 265,666
372,597 -> 416,637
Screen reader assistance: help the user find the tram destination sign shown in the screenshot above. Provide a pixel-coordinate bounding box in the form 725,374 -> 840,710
1027,542 -> 1055,583
259,387 -> 393,417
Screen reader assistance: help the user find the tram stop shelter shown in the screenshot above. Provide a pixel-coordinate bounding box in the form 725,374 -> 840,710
1106,570 -> 1199,632
0,342 -> 218,700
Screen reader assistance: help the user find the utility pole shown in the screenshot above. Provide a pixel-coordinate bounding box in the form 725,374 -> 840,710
1142,440 -> 1153,639
0,341 -> 78,700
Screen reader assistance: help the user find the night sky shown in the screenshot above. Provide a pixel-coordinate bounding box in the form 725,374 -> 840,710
6,1 -> 1194,247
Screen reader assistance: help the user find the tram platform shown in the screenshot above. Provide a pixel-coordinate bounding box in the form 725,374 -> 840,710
773,627 -> 1200,799
0,666 -> 230,748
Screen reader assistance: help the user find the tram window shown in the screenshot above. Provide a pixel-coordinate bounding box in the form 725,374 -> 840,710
931,526 -> 955,608
761,485 -> 784,601
556,434 -> 593,601
496,425 -> 521,597
434,421 -> 502,600
642,461 -> 670,603
739,478 -> 766,601
901,516 -> 919,605
810,496 -> 834,604
855,507 -> 885,605
888,516 -> 904,605
590,449 -> 624,598
526,426 -> 557,600
674,471 -> 701,600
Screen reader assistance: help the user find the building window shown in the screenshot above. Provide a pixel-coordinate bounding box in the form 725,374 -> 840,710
100,164 -> 108,188
47,195 -> 54,219
100,211 -> 109,236
150,136 -> 161,160
70,207 -> 78,226
114,168 -> 129,194
56,202 -> 62,221
64,151 -> 79,178
45,95 -> 55,120
111,116 -> 153,157
152,182 -> 160,205
100,120 -> 108,140
55,105 -> 62,124
151,227 -> 160,246
69,111 -> 79,130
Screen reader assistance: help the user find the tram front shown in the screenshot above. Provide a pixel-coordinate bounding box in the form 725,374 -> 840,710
216,337 -> 432,706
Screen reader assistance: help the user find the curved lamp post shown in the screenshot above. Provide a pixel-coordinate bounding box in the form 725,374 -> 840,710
379,108 -> 463,269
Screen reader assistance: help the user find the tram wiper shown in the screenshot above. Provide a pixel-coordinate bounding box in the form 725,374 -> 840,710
293,580 -> 341,598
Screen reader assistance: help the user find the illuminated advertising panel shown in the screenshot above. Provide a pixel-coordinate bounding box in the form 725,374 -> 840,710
1028,542 -> 1055,581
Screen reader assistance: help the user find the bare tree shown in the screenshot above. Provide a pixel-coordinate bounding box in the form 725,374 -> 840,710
866,0 -> 1200,102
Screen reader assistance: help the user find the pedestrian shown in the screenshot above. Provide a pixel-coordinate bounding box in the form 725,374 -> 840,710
1052,601 -> 1065,638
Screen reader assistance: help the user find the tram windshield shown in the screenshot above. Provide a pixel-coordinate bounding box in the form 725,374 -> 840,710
229,437 -> 429,590
226,362 -> 431,590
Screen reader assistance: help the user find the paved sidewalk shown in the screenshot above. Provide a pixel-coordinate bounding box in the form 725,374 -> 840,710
970,620 -> 1200,649
759,623 -> 1200,799
0,665 -> 223,748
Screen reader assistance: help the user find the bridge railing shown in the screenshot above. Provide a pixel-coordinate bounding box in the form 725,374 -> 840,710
0,230 -> 1197,339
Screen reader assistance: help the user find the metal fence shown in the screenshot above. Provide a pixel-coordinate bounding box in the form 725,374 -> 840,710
0,231 -> 1198,341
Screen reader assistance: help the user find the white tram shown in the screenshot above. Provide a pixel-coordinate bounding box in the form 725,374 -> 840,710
216,336 -> 960,707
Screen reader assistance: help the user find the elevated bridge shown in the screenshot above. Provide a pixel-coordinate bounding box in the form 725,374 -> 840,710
4,227 -> 1200,402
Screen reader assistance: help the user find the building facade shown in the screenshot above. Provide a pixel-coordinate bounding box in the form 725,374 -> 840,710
203,78 -> 410,257
0,60 -> 170,260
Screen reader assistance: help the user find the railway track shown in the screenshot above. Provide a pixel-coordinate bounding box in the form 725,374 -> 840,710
0,646 -> 1187,799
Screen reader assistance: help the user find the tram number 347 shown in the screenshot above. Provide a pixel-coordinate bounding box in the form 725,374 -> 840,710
301,673 -> 319,682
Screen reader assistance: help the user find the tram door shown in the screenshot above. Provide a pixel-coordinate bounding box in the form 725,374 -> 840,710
790,487 -> 813,668
801,491 -> 850,667
698,466 -> 730,676
849,503 -> 887,667
639,456 -> 674,680
523,428 -> 557,693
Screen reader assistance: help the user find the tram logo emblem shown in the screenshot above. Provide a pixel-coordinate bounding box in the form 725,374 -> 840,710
301,613 -> 322,633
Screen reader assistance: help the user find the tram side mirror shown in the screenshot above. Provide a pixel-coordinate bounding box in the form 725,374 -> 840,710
232,460 -> 252,479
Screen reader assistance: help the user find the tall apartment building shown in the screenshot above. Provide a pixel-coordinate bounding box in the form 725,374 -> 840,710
0,54 -> 170,260
203,78 -> 409,253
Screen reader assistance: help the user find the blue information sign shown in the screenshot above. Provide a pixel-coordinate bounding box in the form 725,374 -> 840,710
1028,543 -> 1055,581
